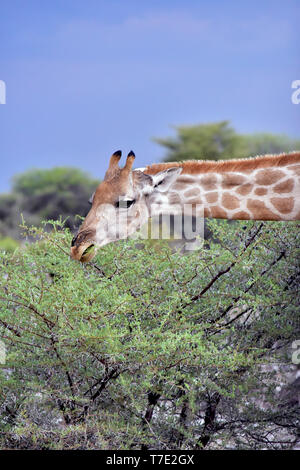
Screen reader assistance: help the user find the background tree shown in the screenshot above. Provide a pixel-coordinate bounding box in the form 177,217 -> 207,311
0,121 -> 299,246
154,121 -> 300,162
244,132 -> 300,156
0,167 -> 99,240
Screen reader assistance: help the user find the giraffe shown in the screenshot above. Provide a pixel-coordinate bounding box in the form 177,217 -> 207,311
70,150 -> 300,262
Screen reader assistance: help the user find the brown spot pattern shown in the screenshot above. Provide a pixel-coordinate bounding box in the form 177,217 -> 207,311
206,192 -> 218,204
233,211 -> 251,220
255,187 -> 268,196
176,176 -> 196,184
203,207 -> 211,218
247,199 -> 280,220
184,188 -> 200,198
187,198 -> 203,205
290,164 -> 300,176
210,206 -> 228,218
273,179 -> 294,193
236,183 -> 253,196
200,175 -> 217,191
173,182 -> 190,192
222,173 -> 246,188
168,192 -> 182,204
222,193 -> 240,210
255,169 -> 284,186
270,197 -> 294,214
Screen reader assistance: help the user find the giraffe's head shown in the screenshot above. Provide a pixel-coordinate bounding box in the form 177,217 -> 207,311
70,150 -> 182,262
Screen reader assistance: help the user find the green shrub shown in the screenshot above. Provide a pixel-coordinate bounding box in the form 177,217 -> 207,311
0,167 -> 100,240
0,236 -> 19,253
0,219 -> 299,449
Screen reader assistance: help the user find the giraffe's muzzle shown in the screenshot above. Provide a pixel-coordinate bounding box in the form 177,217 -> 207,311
70,230 -> 96,262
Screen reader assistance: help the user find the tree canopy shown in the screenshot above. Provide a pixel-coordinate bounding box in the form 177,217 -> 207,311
0,219 -> 299,449
1,122 -> 299,243
154,121 -> 300,162
0,167 -> 99,240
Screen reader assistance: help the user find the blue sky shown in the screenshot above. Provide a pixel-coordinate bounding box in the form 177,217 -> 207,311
0,0 -> 299,191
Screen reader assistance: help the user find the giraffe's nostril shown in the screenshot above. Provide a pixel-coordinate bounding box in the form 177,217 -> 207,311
71,235 -> 77,247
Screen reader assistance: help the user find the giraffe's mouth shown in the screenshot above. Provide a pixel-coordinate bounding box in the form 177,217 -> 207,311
80,244 -> 96,262
70,242 -> 96,263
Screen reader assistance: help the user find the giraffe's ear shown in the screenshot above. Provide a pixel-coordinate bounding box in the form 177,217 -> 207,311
152,167 -> 182,192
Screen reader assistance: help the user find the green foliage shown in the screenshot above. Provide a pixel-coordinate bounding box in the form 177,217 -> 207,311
154,121 -> 247,162
12,167 -> 98,198
0,194 -> 21,241
154,121 -> 300,162
243,132 -> 300,156
0,236 -> 19,253
0,219 -> 299,449
0,167 -> 99,240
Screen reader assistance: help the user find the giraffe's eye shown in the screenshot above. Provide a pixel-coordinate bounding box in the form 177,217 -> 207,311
115,199 -> 135,209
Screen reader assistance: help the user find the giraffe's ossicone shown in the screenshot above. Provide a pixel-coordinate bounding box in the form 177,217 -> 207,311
70,150 -> 300,262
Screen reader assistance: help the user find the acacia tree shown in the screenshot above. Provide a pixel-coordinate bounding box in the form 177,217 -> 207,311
154,121 -> 300,162
0,219 -> 299,449
0,167 -> 99,241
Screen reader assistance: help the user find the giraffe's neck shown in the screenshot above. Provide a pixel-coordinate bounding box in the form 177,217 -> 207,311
145,152 -> 300,221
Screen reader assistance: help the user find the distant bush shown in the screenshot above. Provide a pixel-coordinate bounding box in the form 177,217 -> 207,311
0,167 -> 100,240
0,219 -> 299,449
0,236 -> 19,253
